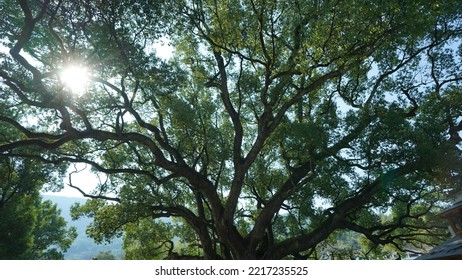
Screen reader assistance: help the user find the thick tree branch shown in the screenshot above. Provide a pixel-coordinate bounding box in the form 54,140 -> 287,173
248,160 -> 316,251
263,163 -> 418,259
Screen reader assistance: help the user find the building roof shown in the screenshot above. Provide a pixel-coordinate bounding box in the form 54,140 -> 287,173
416,235 -> 462,260
448,188 -> 462,197
437,200 -> 462,218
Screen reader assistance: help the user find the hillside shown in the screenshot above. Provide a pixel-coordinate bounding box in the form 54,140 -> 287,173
43,195 -> 124,260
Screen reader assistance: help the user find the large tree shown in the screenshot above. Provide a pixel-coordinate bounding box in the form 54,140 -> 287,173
1,0 -> 462,259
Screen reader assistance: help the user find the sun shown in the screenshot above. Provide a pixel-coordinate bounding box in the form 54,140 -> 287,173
60,65 -> 89,94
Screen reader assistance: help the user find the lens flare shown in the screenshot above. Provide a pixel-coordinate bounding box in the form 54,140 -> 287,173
60,65 -> 89,94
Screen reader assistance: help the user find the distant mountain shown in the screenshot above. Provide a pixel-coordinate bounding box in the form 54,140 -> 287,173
43,195 -> 124,260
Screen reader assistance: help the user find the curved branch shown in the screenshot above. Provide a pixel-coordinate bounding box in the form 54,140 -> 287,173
11,0 -> 50,77
0,116 -> 64,140
249,160 -> 316,250
262,163 -> 418,259
68,182 -> 120,203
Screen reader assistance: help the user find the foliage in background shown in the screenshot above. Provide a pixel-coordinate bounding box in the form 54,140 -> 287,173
0,158 -> 76,259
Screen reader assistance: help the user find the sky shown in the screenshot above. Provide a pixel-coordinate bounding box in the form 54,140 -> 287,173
43,163 -> 103,197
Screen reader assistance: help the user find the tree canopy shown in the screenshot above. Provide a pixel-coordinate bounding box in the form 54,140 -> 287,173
1,0 -> 462,259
